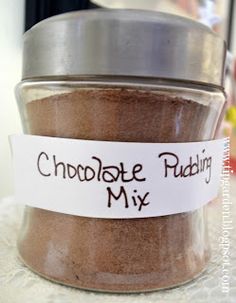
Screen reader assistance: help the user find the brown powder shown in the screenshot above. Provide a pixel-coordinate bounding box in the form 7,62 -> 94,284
18,87 -> 214,292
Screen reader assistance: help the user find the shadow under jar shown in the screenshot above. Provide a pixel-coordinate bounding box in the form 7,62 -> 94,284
15,10 -> 226,292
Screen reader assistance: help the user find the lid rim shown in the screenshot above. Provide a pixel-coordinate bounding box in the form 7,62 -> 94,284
20,74 -> 225,90
22,9 -> 226,86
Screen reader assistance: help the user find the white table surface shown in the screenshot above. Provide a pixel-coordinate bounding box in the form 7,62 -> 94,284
0,177 -> 235,303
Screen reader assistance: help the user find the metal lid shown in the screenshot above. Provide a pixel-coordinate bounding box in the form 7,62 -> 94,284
22,9 -> 226,86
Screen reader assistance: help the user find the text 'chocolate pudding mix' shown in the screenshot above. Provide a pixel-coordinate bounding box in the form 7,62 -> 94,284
11,10 -> 226,292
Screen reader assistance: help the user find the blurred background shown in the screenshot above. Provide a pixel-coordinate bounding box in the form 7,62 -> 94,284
0,0 -> 236,198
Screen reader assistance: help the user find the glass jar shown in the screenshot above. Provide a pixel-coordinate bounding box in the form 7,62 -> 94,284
15,10 -> 226,292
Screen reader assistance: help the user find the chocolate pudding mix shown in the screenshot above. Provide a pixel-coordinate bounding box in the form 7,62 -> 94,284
15,10 -> 226,292
18,87 -> 213,291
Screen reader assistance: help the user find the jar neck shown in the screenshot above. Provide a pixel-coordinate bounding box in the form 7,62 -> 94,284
20,76 -> 224,94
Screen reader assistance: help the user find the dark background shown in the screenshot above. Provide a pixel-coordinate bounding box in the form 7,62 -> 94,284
25,0 -> 100,32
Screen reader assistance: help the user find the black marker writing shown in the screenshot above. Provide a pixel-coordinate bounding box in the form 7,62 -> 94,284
158,150 -> 212,184
107,187 -> 150,211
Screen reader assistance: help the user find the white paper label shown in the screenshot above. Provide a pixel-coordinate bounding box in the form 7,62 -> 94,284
10,135 -> 226,219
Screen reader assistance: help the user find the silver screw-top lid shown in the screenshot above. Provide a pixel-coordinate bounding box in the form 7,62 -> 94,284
22,9 -> 226,86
